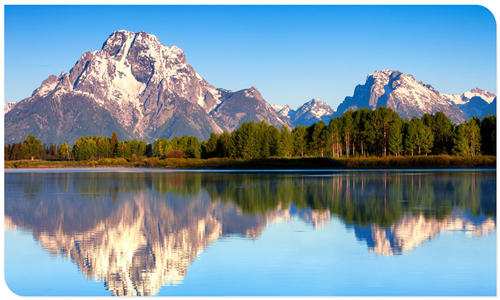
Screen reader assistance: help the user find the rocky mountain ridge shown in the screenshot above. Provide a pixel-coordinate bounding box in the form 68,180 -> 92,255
4,101 -> 17,114
273,98 -> 335,126
5,30 -> 290,144
334,70 -> 469,123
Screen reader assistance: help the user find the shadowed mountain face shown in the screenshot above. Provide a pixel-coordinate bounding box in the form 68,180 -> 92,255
457,96 -> 490,119
4,171 -> 496,295
4,30 -> 290,144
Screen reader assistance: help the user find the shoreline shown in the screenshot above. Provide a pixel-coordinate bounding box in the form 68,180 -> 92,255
4,167 -> 496,173
4,156 -> 496,171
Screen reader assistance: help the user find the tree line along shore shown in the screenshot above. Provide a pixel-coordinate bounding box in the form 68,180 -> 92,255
5,107 -> 496,169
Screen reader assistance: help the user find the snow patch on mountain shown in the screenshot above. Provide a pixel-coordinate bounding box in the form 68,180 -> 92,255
335,70 -> 468,124
441,88 -> 496,105
288,98 -> 334,126
271,104 -> 283,112
278,105 -> 294,118
440,88 -> 496,118
4,102 -> 17,114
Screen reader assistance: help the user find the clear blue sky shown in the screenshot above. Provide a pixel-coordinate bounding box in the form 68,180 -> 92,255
4,5 -> 497,110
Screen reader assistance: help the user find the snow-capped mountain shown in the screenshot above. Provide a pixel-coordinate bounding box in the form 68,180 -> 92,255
273,99 -> 334,126
271,104 -> 283,111
441,88 -> 496,118
334,70 -> 469,124
5,30 -> 290,144
4,102 -> 17,114
441,88 -> 496,105
275,105 -> 295,118
289,98 -> 335,126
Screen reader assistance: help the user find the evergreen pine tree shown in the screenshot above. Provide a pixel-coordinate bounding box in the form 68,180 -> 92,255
110,132 -> 119,158
388,117 -> 403,156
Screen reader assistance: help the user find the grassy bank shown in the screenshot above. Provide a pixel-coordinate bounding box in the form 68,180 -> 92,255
4,155 -> 496,169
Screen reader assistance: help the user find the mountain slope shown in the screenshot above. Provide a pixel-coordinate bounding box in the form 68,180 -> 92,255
458,96 -> 489,119
210,86 -> 291,132
486,97 -> 497,115
334,70 -> 469,123
289,98 -> 334,126
4,102 -> 17,114
441,88 -> 496,118
5,30 -> 286,144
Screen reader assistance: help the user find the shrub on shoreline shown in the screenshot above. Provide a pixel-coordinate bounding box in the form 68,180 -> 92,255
4,155 -> 496,169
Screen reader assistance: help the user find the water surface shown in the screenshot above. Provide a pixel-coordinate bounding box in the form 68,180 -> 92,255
4,169 -> 496,296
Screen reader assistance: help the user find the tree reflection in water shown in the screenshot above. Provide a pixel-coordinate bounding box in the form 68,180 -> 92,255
4,170 -> 496,295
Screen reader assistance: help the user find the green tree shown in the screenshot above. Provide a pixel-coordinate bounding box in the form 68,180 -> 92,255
185,136 -> 201,159
216,131 -> 231,157
58,142 -> 72,160
388,117 -> 403,156
203,132 -> 220,158
372,107 -> 396,156
292,125 -> 308,157
308,120 -> 326,157
341,111 -> 354,157
73,137 -> 98,160
277,124 -> 293,157
326,117 -> 342,157
431,112 -> 453,155
268,125 -> 281,157
416,121 -> 434,155
465,118 -> 481,156
137,141 -> 147,157
8,143 -> 23,160
480,114 -> 496,156
452,124 -> 470,156
153,139 -> 163,157
110,132 -> 120,158
404,119 -> 418,156
229,121 -> 259,159
21,135 -> 43,161
257,121 -> 270,158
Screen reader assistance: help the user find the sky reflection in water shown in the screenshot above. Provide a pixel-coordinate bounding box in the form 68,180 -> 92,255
4,170 -> 496,296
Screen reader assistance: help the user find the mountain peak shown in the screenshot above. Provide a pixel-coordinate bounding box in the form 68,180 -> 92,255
336,70 -> 468,123
287,98 -> 334,126
271,104 -> 283,112
309,98 -> 326,105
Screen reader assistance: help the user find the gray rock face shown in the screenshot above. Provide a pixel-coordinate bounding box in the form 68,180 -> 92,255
210,86 -> 292,132
5,30 -> 288,144
334,70 -> 469,124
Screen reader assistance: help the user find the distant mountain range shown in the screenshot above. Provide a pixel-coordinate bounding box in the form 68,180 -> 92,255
273,98 -> 335,127
4,30 -> 496,144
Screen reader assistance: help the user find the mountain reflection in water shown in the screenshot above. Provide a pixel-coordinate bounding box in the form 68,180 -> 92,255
4,171 -> 496,296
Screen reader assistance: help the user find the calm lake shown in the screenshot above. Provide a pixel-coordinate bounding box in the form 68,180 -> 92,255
4,169 -> 496,296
